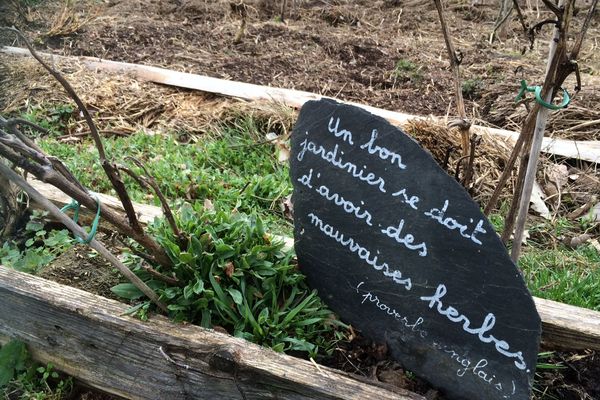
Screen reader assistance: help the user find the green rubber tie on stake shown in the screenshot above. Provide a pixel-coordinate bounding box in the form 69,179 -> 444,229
515,79 -> 571,110
60,194 -> 101,244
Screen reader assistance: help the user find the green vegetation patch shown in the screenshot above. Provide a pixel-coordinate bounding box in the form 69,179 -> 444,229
0,340 -> 72,400
119,202 -> 346,358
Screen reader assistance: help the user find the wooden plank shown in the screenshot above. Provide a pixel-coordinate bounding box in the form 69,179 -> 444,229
28,179 -> 600,351
29,178 -> 161,225
2,46 -> 600,164
534,297 -> 600,350
0,266 -> 422,400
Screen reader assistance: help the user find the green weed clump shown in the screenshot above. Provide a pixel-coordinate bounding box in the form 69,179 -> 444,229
0,340 -> 72,400
115,202 -> 347,359
520,244 -> 600,310
393,59 -> 423,82
0,211 -> 73,274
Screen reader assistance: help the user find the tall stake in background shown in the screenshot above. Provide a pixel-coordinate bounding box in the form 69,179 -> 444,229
511,0 -> 574,261
433,0 -> 472,167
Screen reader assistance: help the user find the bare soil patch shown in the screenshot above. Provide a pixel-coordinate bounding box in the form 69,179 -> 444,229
2,0 -> 600,140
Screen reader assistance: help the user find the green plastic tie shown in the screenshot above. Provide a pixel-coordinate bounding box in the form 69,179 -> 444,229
60,194 -> 101,244
515,79 -> 571,110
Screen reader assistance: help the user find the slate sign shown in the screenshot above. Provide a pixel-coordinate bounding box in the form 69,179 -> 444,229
290,99 -> 541,400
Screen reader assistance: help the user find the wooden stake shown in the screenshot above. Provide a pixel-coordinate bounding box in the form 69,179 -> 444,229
511,0 -> 574,261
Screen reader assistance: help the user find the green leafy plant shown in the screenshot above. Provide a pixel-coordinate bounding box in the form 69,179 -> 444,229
115,202 -> 346,359
1,340 -> 72,400
393,59 -> 423,82
21,103 -> 75,137
1,211 -> 73,274
461,78 -> 484,99
0,340 -> 28,387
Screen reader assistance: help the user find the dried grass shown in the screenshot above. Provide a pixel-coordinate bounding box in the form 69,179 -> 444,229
404,119 -> 515,206
43,0 -> 97,39
1,52 -> 597,216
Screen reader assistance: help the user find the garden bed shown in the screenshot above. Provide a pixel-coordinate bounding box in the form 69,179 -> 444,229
2,1 -> 600,399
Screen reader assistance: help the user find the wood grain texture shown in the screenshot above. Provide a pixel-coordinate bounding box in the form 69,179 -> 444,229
0,266 -> 421,400
534,296 -> 600,350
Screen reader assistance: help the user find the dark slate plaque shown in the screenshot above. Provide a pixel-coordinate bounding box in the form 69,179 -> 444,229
290,99 -> 541,400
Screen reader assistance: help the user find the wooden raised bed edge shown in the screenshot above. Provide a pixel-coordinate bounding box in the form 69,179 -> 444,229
29,179 -> 600,352
0,266 -> 423,400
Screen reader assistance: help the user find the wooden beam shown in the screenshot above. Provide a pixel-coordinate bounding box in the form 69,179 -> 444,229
2,46 -> 599,164
28,179 -> 600,351
535,297 -> 600,350
0,266 -> 422,400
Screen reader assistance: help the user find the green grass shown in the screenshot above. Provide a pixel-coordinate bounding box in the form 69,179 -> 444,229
520,244 -> 600,310
38,115 -> 293,236
488,210 -> 600,311
393,59 -> 423,82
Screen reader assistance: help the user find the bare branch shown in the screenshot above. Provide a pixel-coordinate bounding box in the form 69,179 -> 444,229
125,156 -> 183,242
0,161 -> 168,313
433,0 -> 473,185
1,27 -> 143,234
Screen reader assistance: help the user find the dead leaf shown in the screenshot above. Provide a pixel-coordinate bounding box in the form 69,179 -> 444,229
547,164 -> 569,189
588,202 -> 600,222
378,368 -> 411,388
510,229 -> 530,245
203,198 -> 214,211
567,195 -> 597,220
277,146 -> 290,162
224,262 -> 235,278
589,239 -> 600,253
530,182 -> 551,220
266,132 -> 290,163
280,194 -> 293,220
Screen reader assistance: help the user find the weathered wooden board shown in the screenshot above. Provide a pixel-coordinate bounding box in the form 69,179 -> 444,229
2,46 -> 600,164
28,179 -> 600,352
0,266 -> 422,400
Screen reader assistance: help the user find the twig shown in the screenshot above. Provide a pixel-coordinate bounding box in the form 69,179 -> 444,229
511,0 -> 531,45
125,156 -> 183,242
462,134 -> 480,188
158,346 -> 190,369
484,110 -> 537,216
0,162 -> 168,312
433,0 -> 471,166
490,0 -> 514,43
